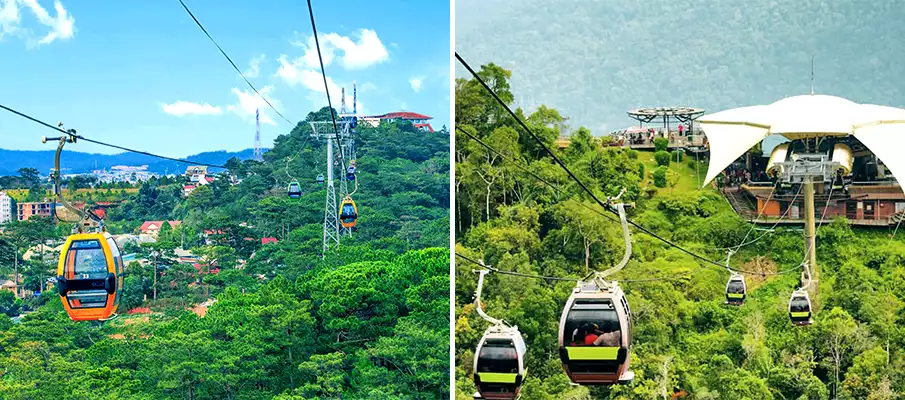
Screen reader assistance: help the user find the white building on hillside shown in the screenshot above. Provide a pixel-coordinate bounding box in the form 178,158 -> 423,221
0,192 -> 16,224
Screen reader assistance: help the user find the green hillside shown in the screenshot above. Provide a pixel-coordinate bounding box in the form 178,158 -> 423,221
0,108 -> 450,399
455,0 -> 905,134
455,64 -> 905,399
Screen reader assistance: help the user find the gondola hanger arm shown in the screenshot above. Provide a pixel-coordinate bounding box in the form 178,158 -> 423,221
43,133 -> 103,232
473,269 -> 506,328
594,189 -> 633,284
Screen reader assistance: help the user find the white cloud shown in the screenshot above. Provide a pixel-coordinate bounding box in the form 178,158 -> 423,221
227,85 -> 279,126
291,28 -> 389,70
0,0 -> 21,39
161,101 -> 223,117
323,29 -> 388,69
274,54 -> 359,113
409,76 -> 424,93
358,82 -> 376,92
19,0 -> 74,46
290,33 -> 336,69
244,54 -> 265,78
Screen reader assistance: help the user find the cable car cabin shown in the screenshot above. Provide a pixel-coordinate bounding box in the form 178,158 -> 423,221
288,182 -> 302,199
725,275 -> 746,306
558,282 -> 634,385
316,174 -> 324,185
473,331 -> 527,400
56,233 -> 124,321
339,197 -> 358,228
346,166 -> 356,181
789,290 -> 813,326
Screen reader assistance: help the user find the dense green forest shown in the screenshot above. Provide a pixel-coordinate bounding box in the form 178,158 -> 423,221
455,0 -> 905,136
455,64 -> 905,399
0,108 -> 451,399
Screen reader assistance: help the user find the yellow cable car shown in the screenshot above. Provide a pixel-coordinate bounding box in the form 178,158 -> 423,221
56,232 -> 124,321
340,196 -> 358,228
43,134 -> 124,321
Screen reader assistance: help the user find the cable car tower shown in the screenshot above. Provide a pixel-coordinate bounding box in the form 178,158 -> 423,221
308,84 -> 359,255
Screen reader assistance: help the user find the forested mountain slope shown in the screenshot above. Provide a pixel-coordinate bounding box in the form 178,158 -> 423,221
0,107 -> 450,399
455,64 -> 905,399
455,0 -> 905,134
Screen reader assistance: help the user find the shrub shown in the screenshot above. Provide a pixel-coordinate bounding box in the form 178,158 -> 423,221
655,151 -> 671,167
653,166 -> 668,187
654,137 -> 669,152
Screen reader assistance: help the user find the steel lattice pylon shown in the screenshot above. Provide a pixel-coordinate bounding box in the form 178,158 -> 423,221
310,118 -> 356,255
322,138 -> 340,254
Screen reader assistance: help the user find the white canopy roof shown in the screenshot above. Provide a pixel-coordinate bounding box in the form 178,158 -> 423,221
699,94 -> 905,187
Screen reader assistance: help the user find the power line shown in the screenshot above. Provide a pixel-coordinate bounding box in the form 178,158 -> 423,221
283,135 -> 313,183
178,0 -> 292,125
0,103 -> 227,168
455,252 -> 578,282
709,184 -> 803,252
455,252 -> 702,284
455,52 -> 796,276
458,123 -> 797,276
455,52 -> 612,214
305,0 -> 340,138
455,126 -> 592,210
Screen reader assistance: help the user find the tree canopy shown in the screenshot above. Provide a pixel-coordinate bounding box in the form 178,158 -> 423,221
455,63 -> 905,400
0,110 -> 450,399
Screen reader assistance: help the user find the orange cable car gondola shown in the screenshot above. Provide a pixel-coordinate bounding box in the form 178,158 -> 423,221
56,232 -> 124,321
43,134 -> 124,321
339,195 -> 358,228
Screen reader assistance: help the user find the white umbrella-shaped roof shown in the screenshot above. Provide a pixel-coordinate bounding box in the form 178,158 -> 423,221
699,94 -> 905,187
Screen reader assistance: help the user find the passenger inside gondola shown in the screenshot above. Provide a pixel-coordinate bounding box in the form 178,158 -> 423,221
566,302 -> 622,347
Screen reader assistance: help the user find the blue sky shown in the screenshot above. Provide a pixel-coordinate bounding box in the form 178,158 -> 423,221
0,0 -> 450,157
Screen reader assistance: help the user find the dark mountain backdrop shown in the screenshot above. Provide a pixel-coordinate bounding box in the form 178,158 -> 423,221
455,0 -> 905,139
0,148 -> 263,176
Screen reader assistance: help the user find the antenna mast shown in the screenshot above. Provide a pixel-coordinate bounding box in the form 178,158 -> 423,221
810,56 -> 815,95
253,108 -> 263,161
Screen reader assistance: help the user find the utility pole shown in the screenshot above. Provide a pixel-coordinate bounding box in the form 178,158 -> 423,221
13,244 -> 18,299
151,250 -> 159,300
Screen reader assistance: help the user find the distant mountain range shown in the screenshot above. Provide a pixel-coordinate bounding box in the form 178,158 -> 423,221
0,148 -> 264,176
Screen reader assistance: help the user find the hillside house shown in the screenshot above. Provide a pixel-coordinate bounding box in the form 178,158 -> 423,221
139,220 -> 182,237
